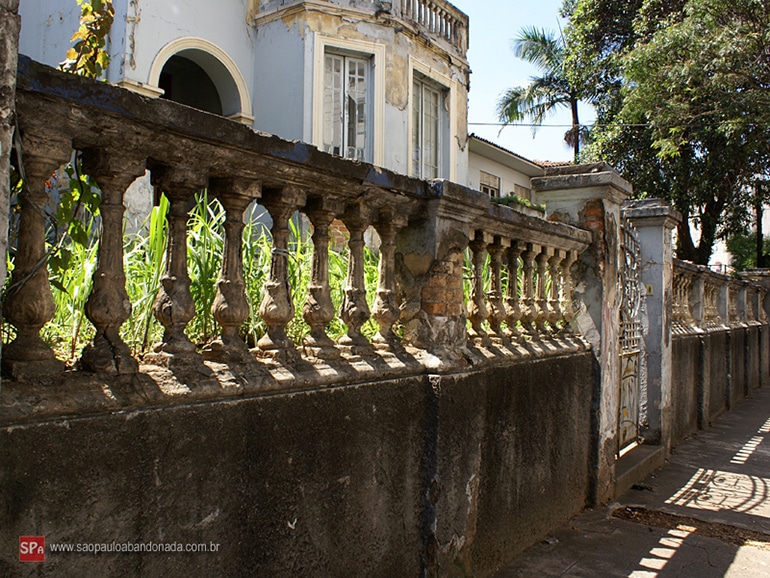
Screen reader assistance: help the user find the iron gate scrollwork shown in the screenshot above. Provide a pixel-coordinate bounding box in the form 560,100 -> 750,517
618,217 -> 643,454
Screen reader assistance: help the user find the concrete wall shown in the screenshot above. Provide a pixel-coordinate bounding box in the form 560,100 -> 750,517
670,334 -> 700,447
467,151 -> 536,201
670,325 -> 766,446
0,352 -> 594,577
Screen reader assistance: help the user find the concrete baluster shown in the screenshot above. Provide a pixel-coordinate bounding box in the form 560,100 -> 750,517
2,135 -> 71,378
372,209 -> 406,350
150,166 -> 206,363
257,187 -> 306,359
560,250 -> 578,330
467,234 -> 490,345
303,197 -> 342,357
548,250 -> 564,328
519,243 -> 537,333
486,238 -> 507,342
504,242 -> 523,338
206,178 -> 258,362
79,149 -> 146,374
339,203 -> 371,349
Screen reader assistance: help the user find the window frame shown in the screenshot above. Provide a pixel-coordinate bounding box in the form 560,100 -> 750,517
480,171 -> 501,199
312,35 -> 385,167
409,59 -> 455,181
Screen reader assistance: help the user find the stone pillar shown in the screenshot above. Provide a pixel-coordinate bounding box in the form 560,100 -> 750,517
371,208 -> 407,351
0,2 -> 19,362
339,201 -> 373,351
534,163 -> 630,505
303,197 -> 343,357
396,181 -> 481,367
623,199 -> 681,450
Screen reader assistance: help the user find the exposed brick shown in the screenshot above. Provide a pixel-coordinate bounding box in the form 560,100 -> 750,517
422,301 -> 447,316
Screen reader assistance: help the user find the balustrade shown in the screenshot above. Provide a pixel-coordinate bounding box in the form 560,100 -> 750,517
6,56 -> 600,396
398,0 -> 468,53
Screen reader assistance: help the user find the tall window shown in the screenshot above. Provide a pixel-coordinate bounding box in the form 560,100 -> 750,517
323,53 -> 369,161
480,171 -> 500,198
412,76 -> 442,179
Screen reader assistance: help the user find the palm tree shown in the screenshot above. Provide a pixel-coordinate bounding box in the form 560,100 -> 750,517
497,27 -> 586,163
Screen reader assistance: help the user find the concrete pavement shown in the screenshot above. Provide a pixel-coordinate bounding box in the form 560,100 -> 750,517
495,386 -> 770,577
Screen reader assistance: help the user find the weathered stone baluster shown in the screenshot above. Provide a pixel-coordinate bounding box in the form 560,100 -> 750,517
504,242 -> 523,338
339,203 -> 372,349
467,233 -> 490,345
486,238 -> 507,342
257,187 -> 307,359
2,135 -> 71,378
206,178 -> 259,362
372,209 -> 407,350
519,243 -> 537,332
150,167 -> 206,363
303,197 -> 342,357
535,246 -> 553,333
548,250 -> 564,329
79,150 -> 146,374
560,250 -> 578,329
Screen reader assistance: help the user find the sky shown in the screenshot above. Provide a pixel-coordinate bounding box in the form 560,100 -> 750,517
450,0 -> 590,163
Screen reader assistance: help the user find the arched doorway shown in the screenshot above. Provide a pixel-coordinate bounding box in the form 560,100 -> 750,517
148,38 -> 253,125
159,54 -> 223,115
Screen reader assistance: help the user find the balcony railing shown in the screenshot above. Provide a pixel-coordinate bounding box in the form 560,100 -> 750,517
397,0 -> 468,54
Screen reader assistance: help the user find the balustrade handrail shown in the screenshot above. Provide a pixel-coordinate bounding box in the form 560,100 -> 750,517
4,56 -> 590,423
673,258 -> 767,329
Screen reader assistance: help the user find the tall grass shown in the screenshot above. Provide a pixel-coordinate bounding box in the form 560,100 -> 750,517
9,191 -> 390,362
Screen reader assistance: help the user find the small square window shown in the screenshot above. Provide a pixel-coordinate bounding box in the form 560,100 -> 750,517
480,171 -> 500,198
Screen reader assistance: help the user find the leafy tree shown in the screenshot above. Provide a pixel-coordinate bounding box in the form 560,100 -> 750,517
567,0 -> 770,264
497,27 -> 591,163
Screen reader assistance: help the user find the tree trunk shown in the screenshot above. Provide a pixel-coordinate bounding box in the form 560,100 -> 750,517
756,185 -> 766,268
570,98 -> 580,163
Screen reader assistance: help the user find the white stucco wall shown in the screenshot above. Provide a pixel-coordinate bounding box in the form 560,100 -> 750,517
468,152 -> 538,200
18,0 -> 83,66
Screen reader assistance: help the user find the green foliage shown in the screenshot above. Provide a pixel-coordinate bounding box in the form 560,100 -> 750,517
566,0 -> 770,264
47,161 -> 101,290
60,0 -> 114,78
493,195 -> 546,212
726,233 -> 770,272
11,192 -> 390,361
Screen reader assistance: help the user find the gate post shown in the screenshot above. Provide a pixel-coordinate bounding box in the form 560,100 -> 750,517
533,164 -> 630,505
623,200 -> 681,451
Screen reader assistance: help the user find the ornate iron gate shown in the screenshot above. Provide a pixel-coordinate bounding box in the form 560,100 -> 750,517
618,217 -> 643,453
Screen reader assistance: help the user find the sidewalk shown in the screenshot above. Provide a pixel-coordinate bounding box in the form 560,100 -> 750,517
495,386 -> 770,577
